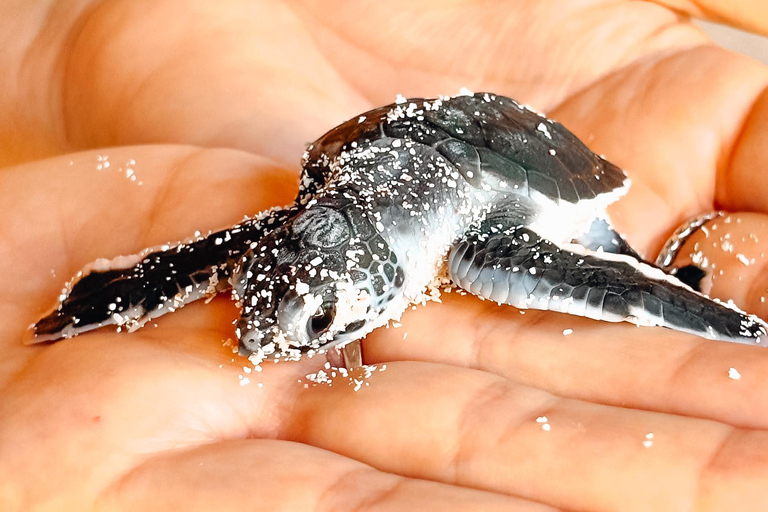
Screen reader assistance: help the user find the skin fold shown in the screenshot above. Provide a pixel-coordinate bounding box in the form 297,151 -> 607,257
2,0 -> 768,510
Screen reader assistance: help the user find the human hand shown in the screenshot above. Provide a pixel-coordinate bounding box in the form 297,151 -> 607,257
2,1 -> 768,510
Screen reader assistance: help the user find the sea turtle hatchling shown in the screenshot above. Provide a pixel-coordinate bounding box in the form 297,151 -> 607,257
31,92 -> 768,364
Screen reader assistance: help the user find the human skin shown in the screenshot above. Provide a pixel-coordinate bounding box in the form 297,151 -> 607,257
2,0 -> 768,510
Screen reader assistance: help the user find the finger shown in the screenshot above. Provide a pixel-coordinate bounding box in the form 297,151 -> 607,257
365,292 -> 768,429
287,361 -> 768,511
290,0 -> 709,108
553,45 -> 768,254
0,146 -> 295,302
661,212 -> 768,319
0,304 -> 548,512
0,309 -> 549,511
719,87 -> 768,212
95,439 -> 554,512
650,0 -> 768,35
0,146 -> 294,372
0,322 -> 319,508
0,0 -> 372,167
2,0 -> 711,167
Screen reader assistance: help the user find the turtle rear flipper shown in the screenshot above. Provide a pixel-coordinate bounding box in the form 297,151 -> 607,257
574,218 -> 644,261
449,222 -> 768,344
30,208 -> 295,343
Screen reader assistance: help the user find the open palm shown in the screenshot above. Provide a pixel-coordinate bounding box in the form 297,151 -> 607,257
3,1 -> 768,510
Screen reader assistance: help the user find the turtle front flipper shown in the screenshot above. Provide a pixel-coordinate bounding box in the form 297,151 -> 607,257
30,207 -> 295,343
448,222 -> 768,344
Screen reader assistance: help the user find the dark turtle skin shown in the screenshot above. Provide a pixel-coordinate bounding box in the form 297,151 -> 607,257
31,92 -> 768,363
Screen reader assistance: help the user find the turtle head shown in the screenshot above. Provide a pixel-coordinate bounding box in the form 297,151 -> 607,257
233,204 -> 404,363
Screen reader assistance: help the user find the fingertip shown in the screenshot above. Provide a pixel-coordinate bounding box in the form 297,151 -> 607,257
661,212 -> 768,318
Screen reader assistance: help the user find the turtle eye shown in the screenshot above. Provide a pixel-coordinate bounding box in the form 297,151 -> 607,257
307,303 -> 336,337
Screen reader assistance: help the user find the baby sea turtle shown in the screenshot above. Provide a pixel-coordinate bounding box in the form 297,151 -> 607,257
31,92 -> 768,364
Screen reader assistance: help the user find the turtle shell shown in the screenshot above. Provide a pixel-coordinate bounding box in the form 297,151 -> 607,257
304,93 -> 627,204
